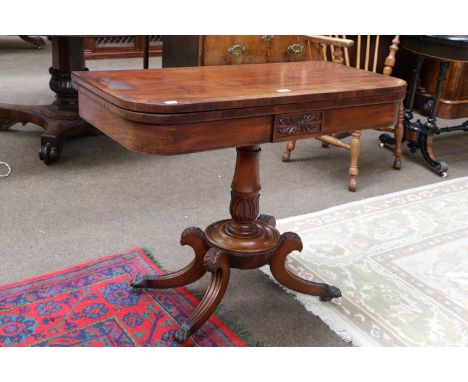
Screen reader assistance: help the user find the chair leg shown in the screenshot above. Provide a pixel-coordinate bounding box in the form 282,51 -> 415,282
393,100 -> 404,170
348,130 -> 361,192
282,140 -> 296,162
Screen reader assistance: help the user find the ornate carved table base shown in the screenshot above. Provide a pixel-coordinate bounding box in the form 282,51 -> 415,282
0,36 -> 95,164
131,145 -> 341,343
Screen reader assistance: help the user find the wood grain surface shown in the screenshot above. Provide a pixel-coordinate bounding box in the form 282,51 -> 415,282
72,61 -> 406,114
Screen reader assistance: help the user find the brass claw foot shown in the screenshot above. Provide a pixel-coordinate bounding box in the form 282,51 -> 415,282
319,285 -> 342,302
130,277 -> 147,290
173,324 -> 191,343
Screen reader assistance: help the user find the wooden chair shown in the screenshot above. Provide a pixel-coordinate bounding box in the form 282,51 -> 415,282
283,35 -> 402,191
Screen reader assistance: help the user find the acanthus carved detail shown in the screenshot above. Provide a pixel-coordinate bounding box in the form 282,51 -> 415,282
203,248 -> 224,272
229,191 -> 260,222
48,67 -> 89,101
274,112 -> 322,138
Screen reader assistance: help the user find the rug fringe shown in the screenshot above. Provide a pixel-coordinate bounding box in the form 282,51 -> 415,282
140,247 -> 262,347
140,247 -> 166,269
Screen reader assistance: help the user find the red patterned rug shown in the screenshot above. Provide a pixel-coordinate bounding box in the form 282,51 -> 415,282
0,248 -> 247,347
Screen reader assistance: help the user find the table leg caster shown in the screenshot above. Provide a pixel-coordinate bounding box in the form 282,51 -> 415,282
319,285 -> 342,301
38,142 -> 60,165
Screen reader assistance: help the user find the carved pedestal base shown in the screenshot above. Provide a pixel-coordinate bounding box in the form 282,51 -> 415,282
131,219 -> 341,343
0,103 -> 95,165
131,145 -> 341,343
1,37 -> 96,164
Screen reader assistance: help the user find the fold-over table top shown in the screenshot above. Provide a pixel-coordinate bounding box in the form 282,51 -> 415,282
72,61 -> 406,114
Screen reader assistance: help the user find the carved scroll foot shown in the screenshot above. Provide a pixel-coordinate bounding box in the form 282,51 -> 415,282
282,140 -> 296,162
269,232 -> 341,301
131,227 -> 209,290
173,248 -> 230,343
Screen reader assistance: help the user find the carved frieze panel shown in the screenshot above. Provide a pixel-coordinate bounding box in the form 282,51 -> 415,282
273,111 -> 322,141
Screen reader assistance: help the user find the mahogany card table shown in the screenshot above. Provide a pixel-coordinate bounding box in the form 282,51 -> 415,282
72,61 -> 406,342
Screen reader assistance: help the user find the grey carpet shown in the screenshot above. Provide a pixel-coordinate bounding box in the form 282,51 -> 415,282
1,36 -> 467,346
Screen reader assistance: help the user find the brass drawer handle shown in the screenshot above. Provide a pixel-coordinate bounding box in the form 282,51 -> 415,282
287,43 -> 304,54
227,44 -> 245,56
261,35 -> 274,42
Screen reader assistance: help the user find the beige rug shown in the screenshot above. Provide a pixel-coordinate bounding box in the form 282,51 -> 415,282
262,177 -> 468,346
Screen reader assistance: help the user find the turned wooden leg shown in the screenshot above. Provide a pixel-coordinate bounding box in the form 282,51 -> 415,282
269,232 -> 341,301
131,227 -> 209,289
348,130 -> 361,192
393,100 -> 404,170
282,140 -> 296,162
174,248 -> 230,343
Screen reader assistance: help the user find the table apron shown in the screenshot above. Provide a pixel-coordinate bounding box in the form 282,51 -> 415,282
78,91 -> 400,155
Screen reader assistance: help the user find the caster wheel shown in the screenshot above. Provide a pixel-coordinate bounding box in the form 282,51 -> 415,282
39,142 -> 60,165
440,172 -> 448,178
379,142 -> 385,148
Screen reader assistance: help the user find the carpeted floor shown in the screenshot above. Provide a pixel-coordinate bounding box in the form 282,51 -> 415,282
0,248 -> 247,347
1,36 -> 467,346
